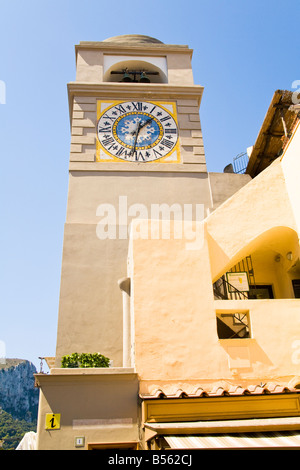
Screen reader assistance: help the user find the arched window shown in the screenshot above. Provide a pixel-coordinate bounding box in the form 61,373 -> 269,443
103,58 -> 168,84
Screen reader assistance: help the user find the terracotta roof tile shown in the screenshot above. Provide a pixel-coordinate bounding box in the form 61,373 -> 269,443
228,385 -> 250,395
209,386 -> 230,397
247,385 -> 267,394
190,388 -> 209,398
140,383 -> 299,400
148,389 -> 166,398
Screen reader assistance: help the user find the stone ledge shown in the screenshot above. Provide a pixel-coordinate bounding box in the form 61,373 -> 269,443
68,162 -> 208,173
50,367 -> 135,375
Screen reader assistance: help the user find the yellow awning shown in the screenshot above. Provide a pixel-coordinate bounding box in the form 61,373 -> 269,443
165,432 -> 300,449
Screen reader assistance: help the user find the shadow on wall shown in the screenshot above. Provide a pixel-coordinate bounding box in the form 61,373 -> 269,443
218,338 -> 273,375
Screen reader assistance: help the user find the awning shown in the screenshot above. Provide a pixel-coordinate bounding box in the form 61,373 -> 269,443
165,432 -> 300,449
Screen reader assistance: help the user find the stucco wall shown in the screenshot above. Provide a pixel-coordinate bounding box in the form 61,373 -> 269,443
130,222 -> 300,393
36,369 -> 138,450
281,120 -> 300,232
130,222 -> 217,384
55,171 -> 212,367
209,172 -> 251,210
206,159 -> 298,282
130,157 -> 300,393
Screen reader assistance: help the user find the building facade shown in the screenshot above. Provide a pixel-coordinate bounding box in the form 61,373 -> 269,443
35,36 -> 300,450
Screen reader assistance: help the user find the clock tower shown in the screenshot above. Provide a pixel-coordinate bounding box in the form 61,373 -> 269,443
55,34 -> 212,367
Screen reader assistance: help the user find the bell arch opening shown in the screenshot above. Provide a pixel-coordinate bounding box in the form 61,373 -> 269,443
103,59 -> 168,83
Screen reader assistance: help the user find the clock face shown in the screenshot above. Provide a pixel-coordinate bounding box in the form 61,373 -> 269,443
96,101 -> 180,163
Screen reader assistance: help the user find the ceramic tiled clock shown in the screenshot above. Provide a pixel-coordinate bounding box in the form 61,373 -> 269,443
96,100 -> 180,163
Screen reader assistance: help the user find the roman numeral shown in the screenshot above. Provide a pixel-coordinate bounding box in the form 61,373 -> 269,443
132,102 -> 143,111
102,136 -> 114,146
115,146 -> 129,157
160,115 -> 171,122
115,104 -> 127,114
98,126 -> 112,133
153,149 -> 162,158
102,113 -> 115,122
135,151 -> 145,161
165,128 -> 177,134
160,138 -> 174,149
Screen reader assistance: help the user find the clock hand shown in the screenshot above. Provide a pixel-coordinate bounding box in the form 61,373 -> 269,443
130,122 -> 141,156
139,117 -> 153,129
130,117 -> 152,135
130,117 -> 152,157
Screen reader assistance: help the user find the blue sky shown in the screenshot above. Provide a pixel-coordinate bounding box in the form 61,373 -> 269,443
0,0 -> 299,369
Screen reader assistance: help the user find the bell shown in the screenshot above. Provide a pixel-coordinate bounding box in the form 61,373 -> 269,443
139,72 -> 150,83
121,70 -> 132,82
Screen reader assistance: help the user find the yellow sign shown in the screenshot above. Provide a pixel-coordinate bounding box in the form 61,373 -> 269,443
45,413 -> 61,430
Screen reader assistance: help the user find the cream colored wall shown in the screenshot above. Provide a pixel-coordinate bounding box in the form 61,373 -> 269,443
249,249 -> 288,298
206,159 -> 298,283
55,224 -> 128,366
65,172 -> 212,225
208,172 -> 252,210
215,299 -> 300,378
130,156 -> 300,393
76,49 -> 104,82
207,154 -> 300,299
36,369 -> 139,450
54,171 -> 213,367
130,220 -> 218,387
130,221 -> 300,394
166,52 -> 194,85
281,120 -> 300,232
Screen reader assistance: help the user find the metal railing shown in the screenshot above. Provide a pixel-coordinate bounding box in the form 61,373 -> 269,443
213,276 -> 249,300
233,152 -> 249,174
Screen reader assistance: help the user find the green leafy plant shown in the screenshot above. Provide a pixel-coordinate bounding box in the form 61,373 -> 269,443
61,352 -> 110,369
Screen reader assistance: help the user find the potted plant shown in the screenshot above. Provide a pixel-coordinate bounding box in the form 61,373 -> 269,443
61,352 -> 110,368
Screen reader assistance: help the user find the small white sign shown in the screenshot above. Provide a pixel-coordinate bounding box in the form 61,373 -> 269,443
75,437 -> 85,447
227,272 -> 249,292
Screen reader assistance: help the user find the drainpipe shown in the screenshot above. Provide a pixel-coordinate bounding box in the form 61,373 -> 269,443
118,277 -> 131,368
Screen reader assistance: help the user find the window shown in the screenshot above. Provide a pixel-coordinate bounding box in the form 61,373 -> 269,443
292,280 -> 300,299
216,312 -> 250,339
248,285 -> 274,299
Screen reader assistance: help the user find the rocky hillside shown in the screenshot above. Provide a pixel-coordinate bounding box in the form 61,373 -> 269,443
0,359 -> 39,423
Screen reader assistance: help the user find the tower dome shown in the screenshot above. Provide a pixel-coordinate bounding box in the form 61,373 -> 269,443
103,34 -> 164,44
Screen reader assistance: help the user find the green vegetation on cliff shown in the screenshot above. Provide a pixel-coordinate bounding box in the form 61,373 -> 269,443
0,409 -> 36,450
